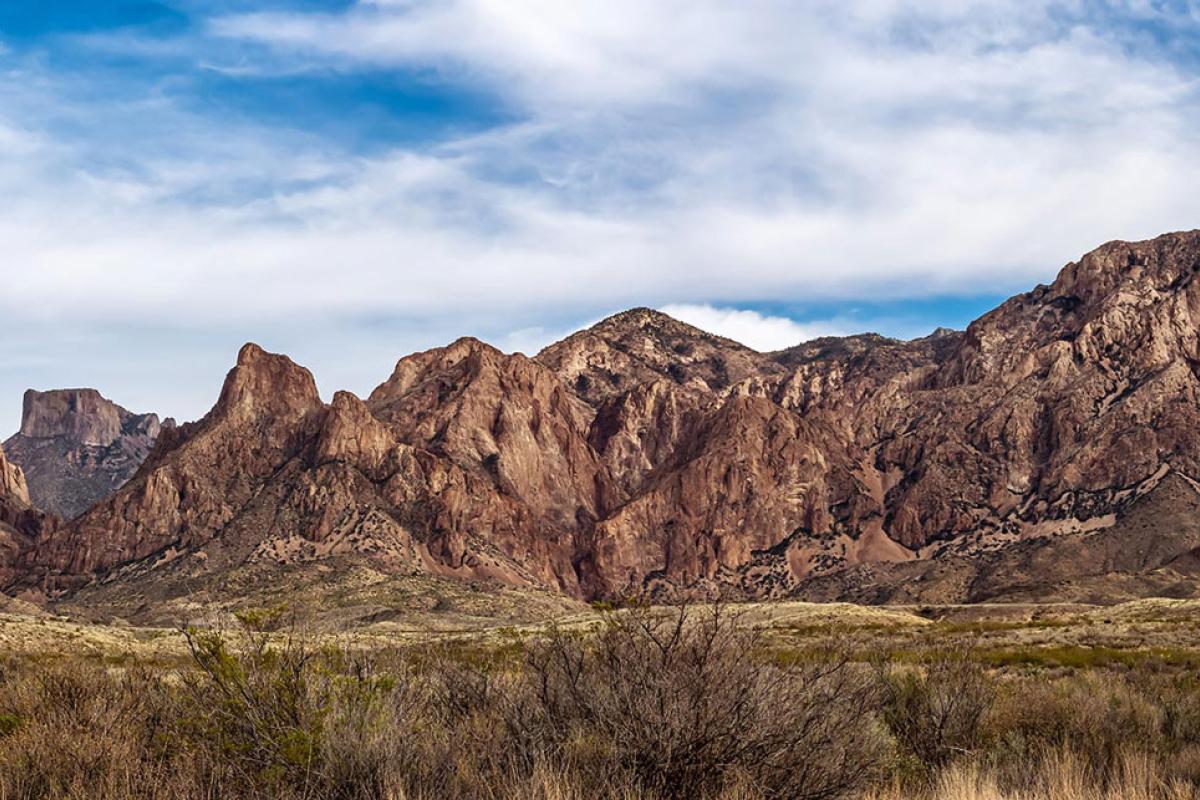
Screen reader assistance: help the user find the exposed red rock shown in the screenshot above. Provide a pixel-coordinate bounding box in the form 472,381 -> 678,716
0,443 -> 28,508
12,344 -> 322,591
368,337 -> 607,532
537,308 -> 783,404
0,444 -> 55,587
4,389 -> 168,519
10,231 -> 1200,607
14,341 -> 591,597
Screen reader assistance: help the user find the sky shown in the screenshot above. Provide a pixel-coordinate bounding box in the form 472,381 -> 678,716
1,0 -> 1199,432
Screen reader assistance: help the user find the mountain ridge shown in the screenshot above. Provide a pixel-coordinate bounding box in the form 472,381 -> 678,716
7,230 -> 1200,612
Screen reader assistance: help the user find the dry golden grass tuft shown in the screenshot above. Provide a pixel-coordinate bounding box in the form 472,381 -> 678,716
865,751 -> 1199,800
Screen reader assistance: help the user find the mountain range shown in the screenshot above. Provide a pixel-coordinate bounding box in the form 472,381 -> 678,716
6,230 -> 1200,616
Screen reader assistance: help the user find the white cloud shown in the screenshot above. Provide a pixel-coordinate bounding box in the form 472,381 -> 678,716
211,0 -> 795,107
3,0 -> 1200,429
496,325 -> 576,356
658,305 -> 847,351
208,2 -> 1192,121
5,1 -> 1197,325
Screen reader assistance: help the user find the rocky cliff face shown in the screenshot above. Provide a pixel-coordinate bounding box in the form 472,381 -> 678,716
0,444 -> 54,587
9,231 -> 1200,606
4,389 -> 168,520
0,443 -> 28,509
538,307 -> 784,404
786,233 -> 1200,556
20,345 -> 322,589
15,342 -> 592,597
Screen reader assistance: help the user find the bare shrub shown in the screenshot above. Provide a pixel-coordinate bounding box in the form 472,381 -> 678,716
12,605 -> 1200,800
495,602 -> 886,799
876,651 -> 996,775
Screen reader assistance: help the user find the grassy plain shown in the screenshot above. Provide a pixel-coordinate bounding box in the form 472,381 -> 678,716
6,596 -> 1200,798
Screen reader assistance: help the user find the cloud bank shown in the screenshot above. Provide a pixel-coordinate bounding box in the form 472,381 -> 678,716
1,0 -> 1198,429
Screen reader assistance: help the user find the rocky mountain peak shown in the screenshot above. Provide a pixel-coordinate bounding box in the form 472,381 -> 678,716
367,337 -> 505,411
594,306 -> 697,332
19,388 -> 166,449
924,327 -> 960,340
941,230 -> 1200,388
587,307 -> 750,349
537,307 -> 783,405
14,231 -> 1200,608
1049,230 -> 1200,307
770,333 -> 898,369
212,343 -> 323,423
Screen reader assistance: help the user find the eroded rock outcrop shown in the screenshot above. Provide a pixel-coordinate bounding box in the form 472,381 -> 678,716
15,342 -> 594,597
13,345 -> 322,591
0,444 -> 54,587
4,389 -> 168,519
537,308 -> 784,404
0,443 -> 28,508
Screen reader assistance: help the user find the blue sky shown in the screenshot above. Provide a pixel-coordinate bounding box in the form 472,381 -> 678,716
2,1 -> 1199,430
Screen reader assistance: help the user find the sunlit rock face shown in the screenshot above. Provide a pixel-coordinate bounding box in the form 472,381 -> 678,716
0,443 -> 54,587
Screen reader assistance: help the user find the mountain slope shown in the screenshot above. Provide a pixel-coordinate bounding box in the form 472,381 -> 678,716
14,342 -> 602,601
790,471 -> 1200,604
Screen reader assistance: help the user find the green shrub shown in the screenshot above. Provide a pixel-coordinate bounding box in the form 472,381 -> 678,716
0,713 -> 21,737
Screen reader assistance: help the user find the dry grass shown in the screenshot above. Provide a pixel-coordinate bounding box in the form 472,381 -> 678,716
0,613 -> 184,665
865,751 -> 1199,799
0,603 -> 889,799
4,597 -> 1200,798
